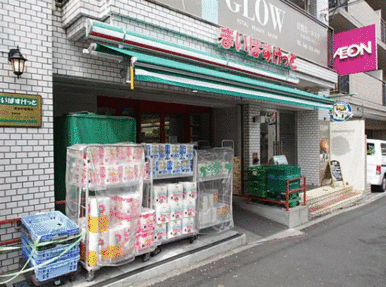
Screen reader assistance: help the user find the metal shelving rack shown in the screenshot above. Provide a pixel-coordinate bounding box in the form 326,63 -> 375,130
196,147 -> 234,233
65,143 -> 148,281
145,145 -> 199,254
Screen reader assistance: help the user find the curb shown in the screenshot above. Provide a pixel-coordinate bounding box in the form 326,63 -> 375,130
105,233 -> 246,287
296,191 -> 386,231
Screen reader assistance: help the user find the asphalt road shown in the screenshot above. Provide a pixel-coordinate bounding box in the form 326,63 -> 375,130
149,195 -> 386,287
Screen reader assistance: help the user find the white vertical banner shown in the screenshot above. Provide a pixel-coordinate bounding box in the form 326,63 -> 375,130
330,120 -> 366,191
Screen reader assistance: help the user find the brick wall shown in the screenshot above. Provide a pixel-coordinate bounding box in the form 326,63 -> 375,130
0,0 -> 53,272
297,109 -> 320,186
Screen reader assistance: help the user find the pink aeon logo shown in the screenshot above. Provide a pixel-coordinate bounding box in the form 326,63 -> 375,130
333,24 -> 377,76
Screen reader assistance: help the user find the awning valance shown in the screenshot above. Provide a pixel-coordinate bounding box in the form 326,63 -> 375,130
85,43 -> 334,110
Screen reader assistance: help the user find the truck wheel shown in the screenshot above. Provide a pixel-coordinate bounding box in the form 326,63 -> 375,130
381,177 -> 386,192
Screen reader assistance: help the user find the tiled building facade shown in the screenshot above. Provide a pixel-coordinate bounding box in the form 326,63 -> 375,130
0,0 -> 54,272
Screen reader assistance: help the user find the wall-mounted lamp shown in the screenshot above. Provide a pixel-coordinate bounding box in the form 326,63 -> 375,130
8,46 -> 27,78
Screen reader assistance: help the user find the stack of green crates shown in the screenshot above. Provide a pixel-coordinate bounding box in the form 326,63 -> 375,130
267,165 -> 301,207
247,166 -> 273,198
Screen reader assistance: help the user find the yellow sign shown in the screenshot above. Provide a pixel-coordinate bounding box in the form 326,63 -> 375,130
0,93 -> 42,127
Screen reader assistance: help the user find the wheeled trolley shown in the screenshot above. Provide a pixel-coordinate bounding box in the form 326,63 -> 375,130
65,144 -> 146,281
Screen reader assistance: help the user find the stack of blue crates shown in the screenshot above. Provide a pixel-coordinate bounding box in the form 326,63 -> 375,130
21,211 -> 80,282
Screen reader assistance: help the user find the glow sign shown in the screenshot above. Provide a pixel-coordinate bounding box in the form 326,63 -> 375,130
333,24 -> 377,76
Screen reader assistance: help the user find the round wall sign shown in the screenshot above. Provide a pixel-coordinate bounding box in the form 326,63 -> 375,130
330,101 -> 353,122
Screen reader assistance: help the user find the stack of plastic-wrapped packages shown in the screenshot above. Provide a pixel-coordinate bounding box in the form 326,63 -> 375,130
153,182 -> 197,242
135,208 -> 156,253
66,144 -> 145,268
145,144 -> 194,178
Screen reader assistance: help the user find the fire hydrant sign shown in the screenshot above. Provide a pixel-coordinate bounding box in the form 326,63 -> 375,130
0,93 -> 42,127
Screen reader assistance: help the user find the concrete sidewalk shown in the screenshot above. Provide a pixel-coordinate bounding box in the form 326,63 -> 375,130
4,190 -> 383,287
3,202 -> 290,287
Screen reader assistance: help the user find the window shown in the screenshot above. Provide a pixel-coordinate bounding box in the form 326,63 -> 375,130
383,82 -> 386,106
329,0 -> 348,11
338,75 -> 349,95
140,113 -> 160,143
286,0 -> 309,12
367,143 -> 375,155
165,114 -> 184,143
381,144 -> 386,156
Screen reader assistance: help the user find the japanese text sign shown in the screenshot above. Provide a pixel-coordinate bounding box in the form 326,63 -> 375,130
151,0 -> 329,66
0,93 -> 42,127
219,27 -> 296,69
333,24 -> 377,76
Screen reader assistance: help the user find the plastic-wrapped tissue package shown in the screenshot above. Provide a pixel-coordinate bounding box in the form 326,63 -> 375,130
167,220 -> 182,239
144,144 -> 194,178
154,223 -> 167,242
70,145 -> 145,189
135,208 -> 156,252
168,183 -> 183,203
87,193 -> 142,265
152,181 -> 197,241
182,217 -> 195,235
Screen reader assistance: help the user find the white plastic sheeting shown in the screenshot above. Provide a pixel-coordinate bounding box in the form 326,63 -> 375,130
65,144 -> 145,269
196,147 -> 234,233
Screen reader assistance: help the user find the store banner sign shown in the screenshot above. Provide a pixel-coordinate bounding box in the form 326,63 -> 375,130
0,93 -> 42,127
333,24 -> 377,76
218,27 -> 297,69
150,0 -> 329,66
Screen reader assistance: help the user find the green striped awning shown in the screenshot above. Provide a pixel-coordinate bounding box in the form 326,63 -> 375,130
90,43 -> 334,110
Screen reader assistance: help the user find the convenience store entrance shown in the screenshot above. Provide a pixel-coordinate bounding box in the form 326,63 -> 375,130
97,96 -> 213,145
260,111 -> 297,165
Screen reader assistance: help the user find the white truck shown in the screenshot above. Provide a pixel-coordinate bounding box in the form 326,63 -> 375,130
367,139 -> 386,192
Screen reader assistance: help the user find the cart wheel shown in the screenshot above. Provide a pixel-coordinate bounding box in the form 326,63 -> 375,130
142,253 -> 151,262
151,246 -> 162,257
86,270 -> 95,282
53,278 -> 62,286
189,235 -> 198,244
68,274 -> 74,282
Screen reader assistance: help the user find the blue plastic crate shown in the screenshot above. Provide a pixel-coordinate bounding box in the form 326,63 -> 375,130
21,211 -> 80,242
28,254 -> 80,282
21,233 -> 79,264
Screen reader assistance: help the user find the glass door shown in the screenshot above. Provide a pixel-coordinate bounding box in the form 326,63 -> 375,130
140,113 -> 160,143
260,111 -> 278,165
260,111 -> 297,165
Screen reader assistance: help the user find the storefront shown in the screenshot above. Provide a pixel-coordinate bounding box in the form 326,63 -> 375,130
0,0 -> 338,273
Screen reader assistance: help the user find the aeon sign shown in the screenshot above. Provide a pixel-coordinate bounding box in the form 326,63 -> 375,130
334,41 -> 372,60
333,25 -> 377,76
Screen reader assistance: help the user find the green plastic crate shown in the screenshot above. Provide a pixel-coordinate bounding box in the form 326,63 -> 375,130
278,192 -> 301,201
247,181 -> 267,189
267,175 -> 301,194
247,187 -> 268,198
269,165 -> 301,177
247,166 -> 273,181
